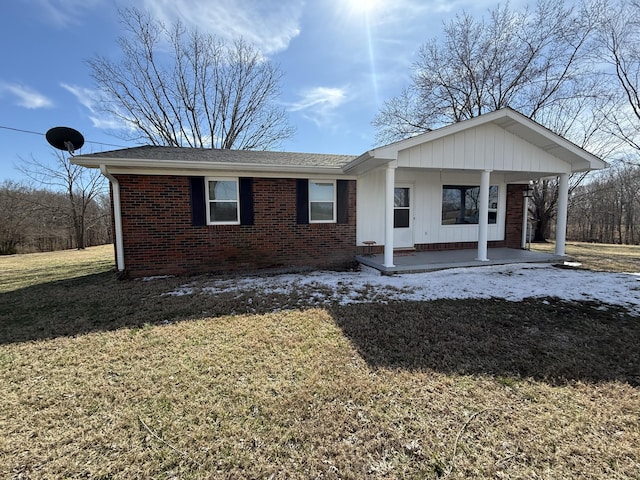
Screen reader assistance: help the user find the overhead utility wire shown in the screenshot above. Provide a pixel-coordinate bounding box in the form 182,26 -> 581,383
0,125 -> 127,148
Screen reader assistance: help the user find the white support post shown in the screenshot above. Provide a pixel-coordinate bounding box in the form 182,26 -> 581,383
476,169 -> 491,261
555,173 -> 569,256
383,165 -> 396,268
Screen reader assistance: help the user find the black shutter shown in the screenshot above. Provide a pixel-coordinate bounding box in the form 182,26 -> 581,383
190,177 -> 206,226
337,180 -> 349,224
296,179 -> 309,224
239,177 -> 254,225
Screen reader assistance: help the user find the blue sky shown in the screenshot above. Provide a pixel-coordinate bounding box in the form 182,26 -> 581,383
0,0 -> 525,183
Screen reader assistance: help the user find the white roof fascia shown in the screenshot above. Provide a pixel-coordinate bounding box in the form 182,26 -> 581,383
72,157 -> 349,177
342,151 -> 396,175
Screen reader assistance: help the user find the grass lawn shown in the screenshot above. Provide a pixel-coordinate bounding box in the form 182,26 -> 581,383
0,244 -> 639,479
531,240 -> 640,272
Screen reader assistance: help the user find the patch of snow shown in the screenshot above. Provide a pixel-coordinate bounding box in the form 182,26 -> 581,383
162,287 -> 194,297
563,261 -> 582,267
140,275 -> 173,281
163,263 -> 640,315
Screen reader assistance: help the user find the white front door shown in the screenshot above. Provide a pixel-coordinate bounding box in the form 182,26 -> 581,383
393,185 -> 414,248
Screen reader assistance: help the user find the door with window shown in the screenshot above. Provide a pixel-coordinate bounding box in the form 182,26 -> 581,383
393,185 -> 414,248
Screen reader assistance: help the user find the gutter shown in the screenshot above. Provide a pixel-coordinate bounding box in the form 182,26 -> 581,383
100,165 -> 125,273
75,158 -> 348,176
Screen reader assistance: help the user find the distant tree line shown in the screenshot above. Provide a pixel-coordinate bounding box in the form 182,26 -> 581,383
567,163 -> 640,244
0,148 -> 111,255
0,180 -> 111,255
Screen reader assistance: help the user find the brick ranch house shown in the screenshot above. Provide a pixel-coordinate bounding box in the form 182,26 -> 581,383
73,108 -> 605,277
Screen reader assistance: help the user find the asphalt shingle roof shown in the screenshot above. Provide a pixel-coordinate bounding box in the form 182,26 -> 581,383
75,146 -> 356,168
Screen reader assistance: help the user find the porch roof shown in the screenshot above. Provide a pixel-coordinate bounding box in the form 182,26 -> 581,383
343,108 -> 606,177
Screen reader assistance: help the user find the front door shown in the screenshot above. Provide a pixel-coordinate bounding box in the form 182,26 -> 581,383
393,185 -> 414,248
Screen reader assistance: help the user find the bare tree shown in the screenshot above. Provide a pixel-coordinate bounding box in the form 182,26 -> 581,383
568,162 -> 640,243
373,0 -> 614,241
597,0 -> 640,155
18,150 -> 107,250
374,0 -> 607,142
0,181 -> 34,254
88,7 -> 294,150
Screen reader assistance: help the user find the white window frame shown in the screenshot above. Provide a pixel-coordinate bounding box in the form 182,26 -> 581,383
309,179 -> 336,223
205,177 -> 240,225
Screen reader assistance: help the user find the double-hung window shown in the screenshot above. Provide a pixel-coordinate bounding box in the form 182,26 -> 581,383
206,178 -> 239,225
309,180 -> 336,223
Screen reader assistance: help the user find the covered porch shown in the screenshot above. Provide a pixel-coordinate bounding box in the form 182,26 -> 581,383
344,109 -> 607,269
356,247 -> 567,275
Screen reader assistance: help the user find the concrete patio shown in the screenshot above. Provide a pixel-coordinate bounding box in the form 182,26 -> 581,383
356,247 -> 568,274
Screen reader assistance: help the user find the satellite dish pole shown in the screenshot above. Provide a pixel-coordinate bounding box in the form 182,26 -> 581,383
45,126 -> 85,156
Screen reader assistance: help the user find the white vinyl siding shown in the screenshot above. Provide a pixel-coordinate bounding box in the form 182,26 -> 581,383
356,169 -> 506,245
398,123 -> 571,174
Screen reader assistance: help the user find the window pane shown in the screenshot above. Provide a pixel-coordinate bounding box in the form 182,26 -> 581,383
209,180 -> 237,200
309,182 -> 334,202
210,202 -> 238,222
442,185 -> 498,225
310,201 -> 334,221
394,187 -> 409,207
394,209 -> 410,228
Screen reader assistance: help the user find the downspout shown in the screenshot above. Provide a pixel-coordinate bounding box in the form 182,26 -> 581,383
100,165 -> 125,272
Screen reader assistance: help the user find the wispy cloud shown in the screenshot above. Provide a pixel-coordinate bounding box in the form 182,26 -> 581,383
0,82 -> 54,109
61,83 -> 125,130
140,0 -> 304,55
288,86 -> 350,127
29,0 -> 105,27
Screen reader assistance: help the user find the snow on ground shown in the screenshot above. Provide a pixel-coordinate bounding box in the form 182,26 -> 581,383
164,263 -> 640,315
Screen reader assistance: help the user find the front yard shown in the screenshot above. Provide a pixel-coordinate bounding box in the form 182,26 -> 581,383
0,244 -> 638,479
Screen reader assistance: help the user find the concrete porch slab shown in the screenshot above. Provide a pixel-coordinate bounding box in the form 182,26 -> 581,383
356,248 -> 567,274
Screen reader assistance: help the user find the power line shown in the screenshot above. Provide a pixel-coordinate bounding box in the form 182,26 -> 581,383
0,125 -> 127,149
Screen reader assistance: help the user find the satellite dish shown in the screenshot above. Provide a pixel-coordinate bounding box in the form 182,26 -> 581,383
45,126 -> 85,155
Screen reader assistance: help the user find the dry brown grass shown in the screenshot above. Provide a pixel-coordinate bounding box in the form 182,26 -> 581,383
531,241 -> 640,273
1,245 -> 639,479
0,244 -> 114,292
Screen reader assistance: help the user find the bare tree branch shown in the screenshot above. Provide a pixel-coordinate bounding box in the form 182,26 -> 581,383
17,150 -> 107,249
87,7 -> 294,150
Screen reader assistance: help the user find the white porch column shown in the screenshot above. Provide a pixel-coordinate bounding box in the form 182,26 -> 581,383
476,169 -> 491,261
555,173 -> 569,256
384,165 -> 396,267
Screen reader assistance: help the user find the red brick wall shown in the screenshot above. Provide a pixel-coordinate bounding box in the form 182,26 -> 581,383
115,175 -> 357,277
504,184 -> 525,248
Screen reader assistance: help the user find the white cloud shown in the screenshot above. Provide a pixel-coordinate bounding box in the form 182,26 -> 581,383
60,83 -> 98,112
0,82 -> 54,109
288,86 -> 350,127
140,0 -> 304,55
60,83 -> 127,130
30,0 -> 105,27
